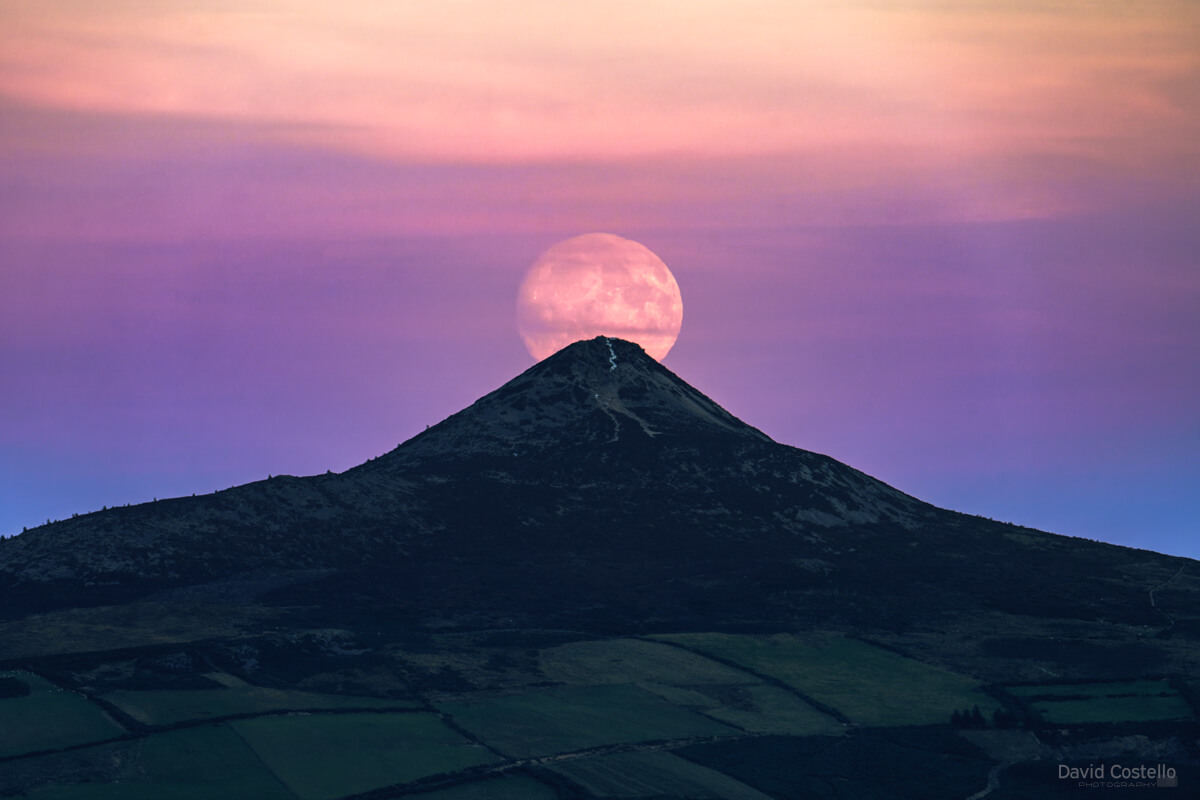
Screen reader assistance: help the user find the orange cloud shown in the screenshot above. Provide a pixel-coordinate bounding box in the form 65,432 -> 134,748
1,1 -> 1196,225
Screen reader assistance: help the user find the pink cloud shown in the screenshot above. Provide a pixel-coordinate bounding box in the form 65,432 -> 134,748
2,2 -> 1195,182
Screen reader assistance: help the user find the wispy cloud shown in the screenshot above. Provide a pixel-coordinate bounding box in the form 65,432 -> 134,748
3,2 -> 1195,171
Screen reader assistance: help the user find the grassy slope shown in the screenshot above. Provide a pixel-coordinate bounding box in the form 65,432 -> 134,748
23,725 -> 293,800
439,684 -> 736,759
103,672 -> 415,726
1005,678 -> 1195,724
653,632 -> 999,726
0,672 -> 125,758
404,774 -> 560,799
548,749 -> 775,800
539,637 -> 843,736
230,712 -> 497,800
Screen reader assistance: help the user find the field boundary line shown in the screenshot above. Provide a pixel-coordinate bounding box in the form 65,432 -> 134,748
634,636 -> 852,726
226,717 -> 303,800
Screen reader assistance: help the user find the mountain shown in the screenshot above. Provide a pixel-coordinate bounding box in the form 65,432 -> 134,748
1,337 -> 1197,799
1,336 -> 1191,635
1,337 -> 928,614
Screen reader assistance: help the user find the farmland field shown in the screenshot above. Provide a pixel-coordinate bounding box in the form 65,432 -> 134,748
23,725 -> 292,800
230,711 -> 497,800
679,728 -> 994,799
538,637 -> 842,736
406,774 -> 559,799
698,683 -> 844,735
653,633 -> 999,726
548,750 -> 775,799
103,672 -> 414,725
0,672 -> 125,758
439,683 -> 736,758
1006,679 -> 1176,698
539,638 -> 755,687
1008,679 -> 1194,724
1031,694 -> 1193,723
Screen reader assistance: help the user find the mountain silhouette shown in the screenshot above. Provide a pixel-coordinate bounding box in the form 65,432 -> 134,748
1,337 -> 1194,639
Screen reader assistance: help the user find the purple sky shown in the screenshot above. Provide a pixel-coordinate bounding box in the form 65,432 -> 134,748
2,3 -> 1198,558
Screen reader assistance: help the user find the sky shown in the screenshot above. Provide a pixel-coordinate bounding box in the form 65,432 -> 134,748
1,1 -> 1198,558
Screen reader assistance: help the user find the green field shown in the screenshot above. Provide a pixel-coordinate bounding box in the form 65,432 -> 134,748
439,683 -> 735,758
548,750 -> 775,799
24,725 -> 292,800
1006,679 -> 1175,698
539,638 -> 756,687
653,633 -> 999,726
0,672 -> 125,758
14,633 -> 1192,798
697,683 -> 844,735
230,712 -> 497,800
1031,695 -> 1193,724
539,637 -> 841,736
635,681 -> 841,736
407,774 -> 560,799
103,672 -> 414,725
1007,679 -> 1195,724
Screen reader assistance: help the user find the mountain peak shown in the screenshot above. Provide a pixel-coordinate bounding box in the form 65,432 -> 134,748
381,337 -> 771,463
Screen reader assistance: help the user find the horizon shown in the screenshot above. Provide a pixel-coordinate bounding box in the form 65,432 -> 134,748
2,2 -> 1198,559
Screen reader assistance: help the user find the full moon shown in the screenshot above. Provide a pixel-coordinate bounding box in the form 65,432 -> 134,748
516,233 -> 683,361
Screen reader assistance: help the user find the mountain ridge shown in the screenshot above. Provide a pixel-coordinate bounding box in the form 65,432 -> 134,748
0,337 -> 1194,640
